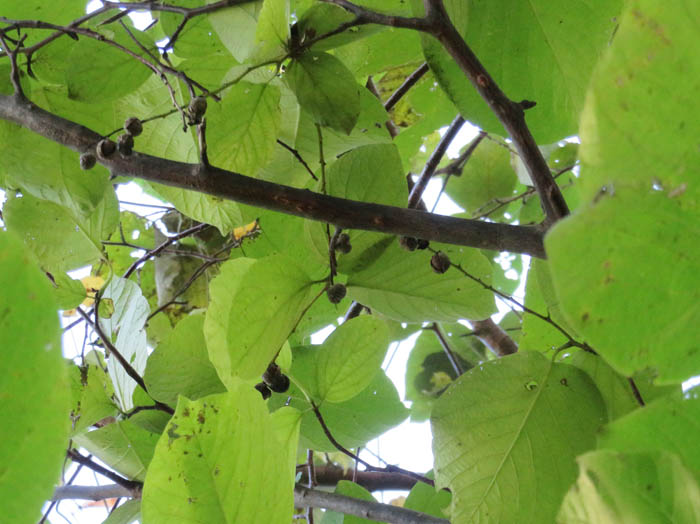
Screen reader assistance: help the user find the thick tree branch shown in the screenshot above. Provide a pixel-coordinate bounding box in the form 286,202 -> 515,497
0,94 -> 546,257
294,485 -> 449,524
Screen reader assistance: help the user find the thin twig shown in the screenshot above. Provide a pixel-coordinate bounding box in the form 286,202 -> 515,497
310,402 -> 434,487
277,139 -> 318,181
66,450 -> 142,493
384,62 -> 429,111
407,115 -> 465,209
429,323 -> 465,375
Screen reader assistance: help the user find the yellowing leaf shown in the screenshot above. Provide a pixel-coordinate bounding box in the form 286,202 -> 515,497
62,275 -> 105,316
233,220 -> 260,241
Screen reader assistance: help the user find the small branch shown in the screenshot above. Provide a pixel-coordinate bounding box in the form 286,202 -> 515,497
123,222 -> 210,279
76,308 -> 175,415
52,484 -> 134,502
319,0 -> 432,32
277,139 -> 318,181
408,115 -> 465,209
294,486 -> 448,524
384,62 -> 429,112
429,323 -> 465,375
66,450 -> 142,494
297,465 -> 417,491
365,76 -> 399,138
311,402 -> 433,487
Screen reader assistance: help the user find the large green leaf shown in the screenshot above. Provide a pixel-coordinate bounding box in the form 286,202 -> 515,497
546,0 -> 700,384
404,475 -> 452,520
142,388 -> 296,523
287,51 -> 361,134
416,0 -> 621,143
253,0 -> 290,60
73,420 -> 160,482
346,240 -> 496,322
558,450 -> 700,523
0,232 -> 70,524
144,314 -> 226,406
204,255 -> 321,386
546,192 -> 700,384
431,351 -> 605,523
597,390 -> 700,481
206,81 -> 282,175
316,316 -> 390,403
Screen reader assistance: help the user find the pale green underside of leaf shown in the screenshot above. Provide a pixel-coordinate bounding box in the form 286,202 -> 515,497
0,232 -> 70,524
418,0 -> 621,143
558,450 -> 700,523
100,277 -> 150,411
431,351 -> 605,523
204,255 -> 321,386
142,388 -> 295,523
347,240 -> 496,322
547,0 -> 700,385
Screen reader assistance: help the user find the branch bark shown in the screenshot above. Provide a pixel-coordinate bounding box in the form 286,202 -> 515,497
0,94 -> 546,258
294,485 -> 449,524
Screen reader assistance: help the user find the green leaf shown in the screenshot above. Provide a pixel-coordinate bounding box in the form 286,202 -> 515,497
316,316 -> 390,403
547,0 -> 700,384
278,357 -> 408,451
207,81 -> 282,175
204,255 -> 321,386
103,500 -> 141,524
431,351 -> 605,523
64,26 -> 154,102
160,0 -> 229,58
73,420 -> 160,481
346,240 -> 496,322
305,143 -> 407,269
142,388 -> 295,523
321,481 -> 381,524
295,4 -> 381,52
287,51 -> 361,134
447,137 -> 517,215
144,314 -> 226,406
404,475 -> 452,520
546,191 -> 700,384
209,1 -> 263,62
72,356 -> 118,435
558,450 -> 700,523
99,277 -> 150,411
416,0 -> 621,143
3,188 -> 118,272
597,390 -> 700,480
253,0 -> 290,60
49,272 -> 87,310
0,232 -> 70,524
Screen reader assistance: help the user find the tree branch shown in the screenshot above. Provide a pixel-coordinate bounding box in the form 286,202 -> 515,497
298,465 -> 418,492
470,318 -> 518,356
52,484 -> 134,502
0,94 -> 546,257
294,485 -> 449,524
423,0 -> 569,224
